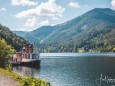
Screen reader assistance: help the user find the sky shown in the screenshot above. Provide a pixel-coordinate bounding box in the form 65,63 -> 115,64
0,0 -> 114,31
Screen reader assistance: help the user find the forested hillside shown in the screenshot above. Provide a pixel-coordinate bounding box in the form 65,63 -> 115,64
14,8 -> 115,52
37,28 -> 115,52
0,24 -> 28,51
36,8 -> 115,52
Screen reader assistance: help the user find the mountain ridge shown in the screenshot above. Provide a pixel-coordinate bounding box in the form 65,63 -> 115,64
0,24 -> 28,51
14,8 -> 115,52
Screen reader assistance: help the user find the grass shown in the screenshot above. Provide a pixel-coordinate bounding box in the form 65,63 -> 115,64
0,68 -> 51,86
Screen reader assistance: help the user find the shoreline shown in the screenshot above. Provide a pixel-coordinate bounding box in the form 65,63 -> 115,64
0,68 -> 51,86
0,73 -> 21,86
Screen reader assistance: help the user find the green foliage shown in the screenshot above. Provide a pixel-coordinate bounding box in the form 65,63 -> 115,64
15,8 -> 115,45
0,68 -> 51,86
14,26 -> 56,43
6,63 -> 12,72
22,77 -> 50,86
0,24 -> 28,51
37,28 -> 115,53
0,38 -> 15,67
36,9 -> 115,53
14,8 -> 115,52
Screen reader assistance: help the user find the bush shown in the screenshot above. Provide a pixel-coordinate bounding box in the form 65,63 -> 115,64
0,38 -> 15,68
0,68 -> 51,86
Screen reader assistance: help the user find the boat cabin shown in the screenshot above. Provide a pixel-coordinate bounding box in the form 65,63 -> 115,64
14,44 -> 39,62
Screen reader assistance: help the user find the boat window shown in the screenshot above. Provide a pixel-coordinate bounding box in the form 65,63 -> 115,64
32,54 -> 36,59
28,54 -> 30,59
25,54 -> 27,59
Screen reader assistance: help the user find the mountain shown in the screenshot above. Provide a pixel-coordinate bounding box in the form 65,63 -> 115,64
13,31 -> 28,37
14,8 -> 115,43
14,8 -> 115,52
14,26 -> 57,43
0,24 -> 28,51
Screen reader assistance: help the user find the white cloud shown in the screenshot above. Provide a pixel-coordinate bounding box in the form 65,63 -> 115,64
25,17 -> 38,27
25,17 -> 49,28
69,2 -> 80,8
112,0 -> 115,8
52,17 -> 59,20
15,0 -> 65,19
39,20 -> 49,26
11,0 -> 38,6
15,0 -> 64,29
48,0 -> 55,3
0,7 -> 6,12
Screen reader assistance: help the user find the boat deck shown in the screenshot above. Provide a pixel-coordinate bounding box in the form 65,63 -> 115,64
9,60 -> 41,67
9,61 -> 21,65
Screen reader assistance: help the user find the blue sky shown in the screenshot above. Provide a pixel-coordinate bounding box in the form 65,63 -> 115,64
0,0 -> 114,31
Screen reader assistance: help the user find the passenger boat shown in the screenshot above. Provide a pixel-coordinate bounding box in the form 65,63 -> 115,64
10,44 -> 40,67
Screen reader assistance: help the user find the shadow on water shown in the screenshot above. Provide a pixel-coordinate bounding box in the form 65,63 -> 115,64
13,66 -> 40,77
12,53 -> 115,86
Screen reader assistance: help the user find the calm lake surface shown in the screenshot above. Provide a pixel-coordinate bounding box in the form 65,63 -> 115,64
13,53 -> 115,86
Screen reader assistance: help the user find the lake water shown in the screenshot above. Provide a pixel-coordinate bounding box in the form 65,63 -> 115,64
13,53 -> 115,86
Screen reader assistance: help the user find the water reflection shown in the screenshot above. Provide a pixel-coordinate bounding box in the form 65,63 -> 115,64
13,66 -> 40,77
12,53 -> 115,86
